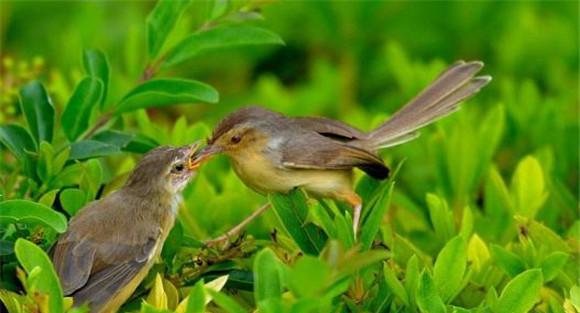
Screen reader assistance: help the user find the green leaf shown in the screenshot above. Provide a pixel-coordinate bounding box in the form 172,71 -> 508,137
161,220 -> 183,265
83,49 -> 110,107
484,166 -> 513,240
0,199 -> 67,233
360,180 -> 394,250
210,0 -> 229,20
254,248 -> 284,303
68,140 -> 121,160
433,236 -> 467,302
540,252 -> 569,281
205,289 -> 248,313
269,189 -> 327,255
405,255 -> 420,310
19,80 -> 55,144
510,156 -> 548,218
61,77 -> 103,141
115,78 -> 218,114
146,0 -> 191,58
37,141 -> 55,181
185,280 -> 205,313
490,244 -> 526,277
287,255 -> 331,298
0,124 -> 37,178
570,285 -> 580,311
496,269 -> 543,313
59,188 -> 87,216
383,262 -> 409,306
125,133 -> 159,153
91,129 -> 134,149
164,25 -> 284,67
335,249 -> 388,280
38,189 -> 59,207
516,217 -> 570,253
459,206 -> 473,239
416,271 -> 446,313
14,238 -> 64,313
427,193 -> 455,243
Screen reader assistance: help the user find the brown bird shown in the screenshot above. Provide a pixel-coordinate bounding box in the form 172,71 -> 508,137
192,60 -> 491,240
51,144 -> 199,313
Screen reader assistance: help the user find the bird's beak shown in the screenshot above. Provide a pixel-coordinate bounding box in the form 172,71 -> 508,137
188,144 -> 223,169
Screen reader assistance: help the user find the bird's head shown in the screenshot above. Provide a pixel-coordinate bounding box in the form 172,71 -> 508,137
125,143 -> 200,195
191,106 -> 281,165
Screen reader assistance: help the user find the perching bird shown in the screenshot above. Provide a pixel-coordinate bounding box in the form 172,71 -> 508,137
192,60 -> 491,239
51,144 -> 199,313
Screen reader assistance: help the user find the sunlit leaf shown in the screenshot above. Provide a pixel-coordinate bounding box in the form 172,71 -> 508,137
146,274 -> 168,310
510,156 -> 548,219
467,234 -> 490,273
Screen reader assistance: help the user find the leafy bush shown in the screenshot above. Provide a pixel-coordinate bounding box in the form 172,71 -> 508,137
0,1 -> 578,313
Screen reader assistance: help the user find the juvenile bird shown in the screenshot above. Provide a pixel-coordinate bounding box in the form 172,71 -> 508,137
192,60 -> 491,239
51,144 -> 199,313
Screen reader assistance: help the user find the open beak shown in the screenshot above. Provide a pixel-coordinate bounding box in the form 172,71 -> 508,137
188,144 -> 223,169
185,141 -> 202,170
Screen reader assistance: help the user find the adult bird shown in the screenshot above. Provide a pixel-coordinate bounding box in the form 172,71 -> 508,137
192,60 -> 491,241
51,144 -> 199,313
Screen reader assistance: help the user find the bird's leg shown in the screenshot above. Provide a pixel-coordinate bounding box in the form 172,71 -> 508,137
205,203 -> 271,247
342,193 -> 363,239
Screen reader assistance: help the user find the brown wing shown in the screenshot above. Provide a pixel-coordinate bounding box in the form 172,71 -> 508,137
292,117 -> 368,141
280,133 -> 389,179
51,194 -> 159,311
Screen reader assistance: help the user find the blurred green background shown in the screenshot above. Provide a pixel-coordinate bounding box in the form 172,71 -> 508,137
1,1 -> 579,312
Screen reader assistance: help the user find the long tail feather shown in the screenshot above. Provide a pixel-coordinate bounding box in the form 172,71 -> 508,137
365,61 -> 491,150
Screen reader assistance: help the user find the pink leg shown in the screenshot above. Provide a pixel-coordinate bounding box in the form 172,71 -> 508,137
352,203 -> 362,238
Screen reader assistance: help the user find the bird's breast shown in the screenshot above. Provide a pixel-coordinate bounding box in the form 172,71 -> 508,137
228,150 -> 354,199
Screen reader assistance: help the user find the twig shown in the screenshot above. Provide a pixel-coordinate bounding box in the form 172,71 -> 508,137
82,112 -> 113,140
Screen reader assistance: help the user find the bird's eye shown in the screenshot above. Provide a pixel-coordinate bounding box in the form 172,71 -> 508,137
230,135 -> 241,144
171,163 -> 185,173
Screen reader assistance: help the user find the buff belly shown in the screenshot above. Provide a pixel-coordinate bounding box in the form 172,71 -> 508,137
230,152 -> 355,200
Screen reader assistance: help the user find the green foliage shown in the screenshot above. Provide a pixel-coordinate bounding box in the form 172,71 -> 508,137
13,238 -> 66,313
115,79 -> 218,113
1,1 -> 578,313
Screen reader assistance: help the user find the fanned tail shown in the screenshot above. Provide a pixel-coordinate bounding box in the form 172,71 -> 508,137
365,60 -> 491,150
